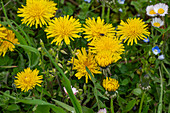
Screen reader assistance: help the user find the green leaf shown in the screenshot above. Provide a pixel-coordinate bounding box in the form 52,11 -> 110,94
82,106 -> 94,113
52,99 -> 75,112
121,79 -> 129,85
16,44 -> 40,68
132,88 -> 142,96
36,86 -> 51,97
96,83 -> 105,92
18,99 -> 66,113
131,1 -> 141,12
124,99 -> 136,112
50,106 -> 66,113
7,104 -> 20,111
97,90 -> 109,100
35,105 -> 50,113
85,66 -> 96,84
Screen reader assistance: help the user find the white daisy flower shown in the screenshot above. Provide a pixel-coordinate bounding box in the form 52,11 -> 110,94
154,3 -> 168,16
146,5 -> 157,17
63,86 -> 78,95
151,17 -> 164,28
97,108 -> 107,113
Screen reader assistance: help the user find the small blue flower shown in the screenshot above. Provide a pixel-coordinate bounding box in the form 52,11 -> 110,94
143,37 -> 149,43
118,0 -> 125,4
119,8 -> 123,12
152,46 -> 161,55
158,55 -> 164,60
84,0 -> 91,3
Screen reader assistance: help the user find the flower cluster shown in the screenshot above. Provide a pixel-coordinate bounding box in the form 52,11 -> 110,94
89,36 -> 125,67
146,3 -> 168,28
0,24 -> 19,56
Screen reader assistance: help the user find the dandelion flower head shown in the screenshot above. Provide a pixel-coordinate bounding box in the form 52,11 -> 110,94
45,15 -> 82,45
0,25 -> 19,56
117,18 -> 150,45
89,36 -> 125,67
83,17 -> 115,41
103,77 -> 119,92
14,68 -> 43,92
17,0 -> 57,28
69,48 -> 101,83
0,24 -> 7,39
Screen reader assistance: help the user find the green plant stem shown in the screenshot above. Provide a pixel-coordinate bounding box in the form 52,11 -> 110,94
111,97 -> 114,113
102,0 -> 105,19
106,7 -> 110,23
42,45 -> 82,113
158,67 -> 163,113
139,91 -> 145,113
161,62 -> 170,76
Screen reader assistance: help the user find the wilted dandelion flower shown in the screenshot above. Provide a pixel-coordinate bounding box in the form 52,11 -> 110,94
14,68 -> 43,92
97,108 -> 107,113
89,36 -> 125,67
83,17 -> 115,41
146,5 -> 157,17
45,15 -> 82,45
69,48 -> 101,83
103,77 -> 119,92
154,3 -> 168,16
117,18 -> 150,45
152,46 -> 161,55
17,0 -> 57,28
151,17 -> 164,28
0,25 -> 19,56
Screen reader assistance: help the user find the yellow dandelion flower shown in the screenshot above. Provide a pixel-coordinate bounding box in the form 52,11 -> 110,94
0,25 -> 19,56
14,68 -> 43,92
83,17 -> 115,41
89,36 -> 124,67
17,0 -> 57,28
103,77 -> 119,92
0,24 -> 7,39
117,18 -> 150,45
69,48 -> 101,83
45,15 -> 82,45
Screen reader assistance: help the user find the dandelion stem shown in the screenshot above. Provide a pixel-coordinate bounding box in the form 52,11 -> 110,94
158,67 -> 163,113
102,0 -> 105,19
111,97 -> 114,113
106,7 -> 110,23
139,91 -> 145,113
161,62 -> 170,76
